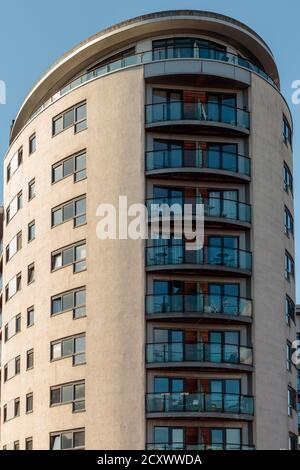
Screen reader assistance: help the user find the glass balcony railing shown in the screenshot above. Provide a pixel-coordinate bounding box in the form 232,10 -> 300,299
145,101 -> 250,129
146,342 -> 253,366
146,197 -> 251,224
145,293 -> 252,318
29,45 -> 275,125
146,244 -> 252,271
146,442 -> 255,451
146,392 -> 254,415
145,148 -> 250,176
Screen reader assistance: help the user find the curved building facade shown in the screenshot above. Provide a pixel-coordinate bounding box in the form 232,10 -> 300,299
0,10 -> 297,450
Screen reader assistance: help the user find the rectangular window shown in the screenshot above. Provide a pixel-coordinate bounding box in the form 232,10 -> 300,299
25,438 -> 33,450
289,433 -> 298,450
4,356 -> 21,382
27,263 -> 35,285
288,387 -> 296,416
51,334 -> 86,366
50,380 -> 85,412
26,393 -> 33,414
51,241 -> 86,273
283,163 -> 293,195
27,306 -> 35,327
3,398 -> 20,422
28,220 -> 36,242
284,206 -> 294,236
285,295 -> 295,326
51,287 -> 86,319
28,178 -> 36,201
4,314 -> 21,342
27,349 -> 34,370
286,341 -> 292,371
52,195 -> 86,228
50,429 -> 85,450
14,441 -> 20,451
52,150 -> 86,183
5,273 -> 22,302
283,115 -> 293,147
6,231 -> 22,262
285,251 -> 295,281
52,102 -> 87,136
6,191 -> 22,224
7,147 -> 23,181
29,134 -> 36,155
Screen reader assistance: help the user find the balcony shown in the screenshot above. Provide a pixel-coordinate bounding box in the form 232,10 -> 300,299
146,392 -> 254,418
145,148 -> 251,181
146,196 -> 251,227
145,293 -> 252,323
146,442 -> 255,450
145,101 -> 250,135
146,341 -> 253,370
146,244 -> 252,276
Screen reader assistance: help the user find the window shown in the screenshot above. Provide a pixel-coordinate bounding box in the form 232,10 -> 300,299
3,398 -> 20,422
288,387 -> 296,417
5,273 -> 21,302
25,438 -> 33,450
28,178 -> 36,200
4,313 -> 21,342
28,220 -> 36,242
27,263 -> 35,284
52,151 -> 86,183
50,429 -> 85,450
51,334 -> 86,366
4,356 -> 21,382
27,306 -> 34,327
285,251 -> 295,280
7,147 -> 23,181
284,206 -> 294,237
288,433 -> 298,450
14,441 -> 20,451
6,231 -> 22,262
6,191 -> 22,224
283,115 -> 292,147
27,349 -> 34,370
283,163 -> 293,195
52,102 -> 87,136
286,341 -> 292,371
52,195 -> 86,228
52,242 -> 86,273
51,287 -> 86,319
29,134 -> 36,154
50,380 -> 85,412
285,295 -> 295,326
26,393 -> 33,414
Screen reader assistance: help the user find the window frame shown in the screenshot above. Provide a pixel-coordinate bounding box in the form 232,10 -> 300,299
51,195 -> 86,228
6,231 -> 22,263
27,306 -> 35,328
52,102 -> 87,137
7,147 -> 23,182
50,334 -> 86,366
49,428 -> 85,450
26,349 -> 34,371
6,190 -> 23,224
51,241 -> 86,273
51,287 -> 86,319
50,380 -> 85,413
26,393 -> 33,414
29,134 -> 36,155
27,263 -> 35,285
28,220 -> 36,242
285,251 -> 295,281
52,150 -> 87,184
28,178 -> 36,201
284,206 -> 294,237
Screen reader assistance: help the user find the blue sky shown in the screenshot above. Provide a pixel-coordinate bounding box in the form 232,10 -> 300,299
0,0 -> 300,298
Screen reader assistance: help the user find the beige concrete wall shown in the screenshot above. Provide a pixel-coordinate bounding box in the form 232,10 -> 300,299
250,74 -> 297,449
1,66 -> 146,449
